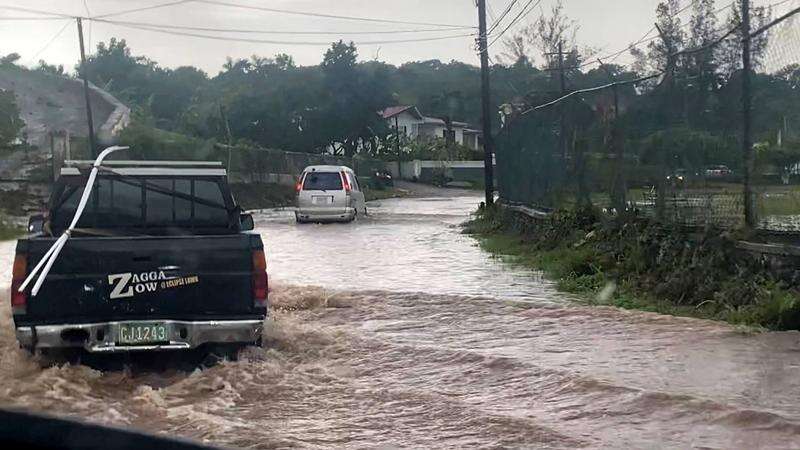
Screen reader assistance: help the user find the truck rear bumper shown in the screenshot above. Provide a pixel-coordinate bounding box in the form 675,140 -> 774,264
16,319 -> 263,353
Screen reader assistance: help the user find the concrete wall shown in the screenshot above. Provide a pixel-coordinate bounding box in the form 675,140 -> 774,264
389,160 -> 492,183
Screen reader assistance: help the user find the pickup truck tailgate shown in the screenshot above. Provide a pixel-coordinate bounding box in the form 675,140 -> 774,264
17,234 -> 260,323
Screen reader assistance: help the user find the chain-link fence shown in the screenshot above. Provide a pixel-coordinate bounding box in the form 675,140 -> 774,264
62,134 -> 387,186
497,1 -> 800,232
753,0 -> 800,231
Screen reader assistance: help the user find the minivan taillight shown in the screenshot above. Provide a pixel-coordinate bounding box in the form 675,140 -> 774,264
341,171 -> 352,193
252,249 -> 268,307
11,253 -> 27,315
296,173 -> 306,192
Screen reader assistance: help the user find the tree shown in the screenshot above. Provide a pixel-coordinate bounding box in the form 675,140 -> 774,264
756,140 -> 800,183
0,90 -> 24,148
80,38 -> 209,130
500,0 -> 583,74
320,41 -> 392,157
775,64 -> 800,89
0,53 -> 21,66
632,0 -> 687,76
717,3 -> 771,76
35,60 -> 65,76
685,0 -> 721,128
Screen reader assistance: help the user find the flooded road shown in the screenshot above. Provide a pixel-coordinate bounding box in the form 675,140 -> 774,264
2,191 -> 800,448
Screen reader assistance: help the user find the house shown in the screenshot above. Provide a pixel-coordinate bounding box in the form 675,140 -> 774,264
379,105 -> 483,151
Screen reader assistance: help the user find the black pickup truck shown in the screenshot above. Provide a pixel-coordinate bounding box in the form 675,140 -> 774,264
10,160 -> 267,354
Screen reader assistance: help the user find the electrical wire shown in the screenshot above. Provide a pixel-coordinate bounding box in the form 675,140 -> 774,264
91,18 -> 475,35
488,0 -> 519,35
0,15 -> 68,20
92,0 -> 193,19
83,0 -> 91,50
751,4 -> 800,36
580,0 -> 736,70
487,0 -> 498,22
195,0 -> 475,29
0,4 -> 73,18
520,23 -> 743,115
105,21 -> 476,46
486,0 -> 541,49
30,18 -> 72,62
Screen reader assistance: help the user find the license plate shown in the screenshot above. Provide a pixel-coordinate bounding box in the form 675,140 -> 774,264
312,196 -> 333,205
118,323 -> 168,345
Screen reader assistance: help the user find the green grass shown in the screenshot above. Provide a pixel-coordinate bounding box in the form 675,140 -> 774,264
466,208 -> 800,330
0,216 -> 23,241
0,189 -> 31,217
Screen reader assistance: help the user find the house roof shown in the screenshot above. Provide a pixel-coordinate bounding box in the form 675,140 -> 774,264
379,105 -> 423,120
380,105 -> 481,134
422,117 -> 446,125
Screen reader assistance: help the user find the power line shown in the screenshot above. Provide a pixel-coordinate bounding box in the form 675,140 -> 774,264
486,0 -> 541,49
0,15 -> 68,20
91,18 -> 475,35
579,0 -> 736,70
93,0 -> 194,19
487,0 -> 498,22
488,0 -> 519,35
104,20 -> 476,46
764,0 -> 797,9
30,18 -> 72,62
196,0 -> 476,29
751,4 -> 800,36
83,0 -> 92,50
520,23 -> 743,115
0,4 -> 73,18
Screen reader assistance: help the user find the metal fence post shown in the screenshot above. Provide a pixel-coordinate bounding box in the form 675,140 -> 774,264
742,0 -> 755,228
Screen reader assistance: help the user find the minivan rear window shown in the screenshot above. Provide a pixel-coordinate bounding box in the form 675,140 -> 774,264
303,172 -> 342,191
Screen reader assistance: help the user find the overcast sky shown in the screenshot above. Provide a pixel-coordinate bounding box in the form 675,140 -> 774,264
0,0 -> 790,75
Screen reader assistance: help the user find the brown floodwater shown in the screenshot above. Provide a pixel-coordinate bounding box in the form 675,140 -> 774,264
1,194 -> 800,449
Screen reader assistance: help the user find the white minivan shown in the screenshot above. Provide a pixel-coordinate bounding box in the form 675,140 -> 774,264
295,165 -> 367,223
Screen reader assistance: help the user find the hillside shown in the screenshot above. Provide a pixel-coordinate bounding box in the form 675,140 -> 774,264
0,65 -> 129,175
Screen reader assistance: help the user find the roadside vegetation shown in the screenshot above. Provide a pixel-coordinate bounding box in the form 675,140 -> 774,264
230,183 -> 406,210
0,213 -> 23,241
465,205 -> 800,330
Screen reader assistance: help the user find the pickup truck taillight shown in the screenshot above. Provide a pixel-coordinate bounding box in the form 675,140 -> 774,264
11,253 -> 27,314
252,249 -> 268,307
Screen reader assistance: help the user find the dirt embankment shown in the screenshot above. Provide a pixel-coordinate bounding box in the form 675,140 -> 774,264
0,66 -> 129,177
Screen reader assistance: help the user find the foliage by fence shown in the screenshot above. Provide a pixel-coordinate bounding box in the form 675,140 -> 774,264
63,124 -> 387,184
496,0 -> 800,232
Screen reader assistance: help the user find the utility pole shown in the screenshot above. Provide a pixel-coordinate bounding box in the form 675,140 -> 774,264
557,41 -> 567,163
655,23 -> 677,221
742,0 -> 755,228
219,104 -> 234,169
477,0 -> 495,206
598,59 -> 625,214
394,115 -> 402,179
76,18 -> 96,158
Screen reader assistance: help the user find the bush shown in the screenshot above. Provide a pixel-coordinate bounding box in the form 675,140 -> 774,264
464,205 -> 800,330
